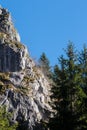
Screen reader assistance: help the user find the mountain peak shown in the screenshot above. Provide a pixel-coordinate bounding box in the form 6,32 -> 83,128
0,7 -> 20,42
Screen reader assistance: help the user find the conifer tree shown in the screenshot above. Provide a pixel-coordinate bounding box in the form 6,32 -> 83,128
79,45 -> 87,93
78,45 -> 87,129
49,42 -> 87,130
39,52 -> 52,78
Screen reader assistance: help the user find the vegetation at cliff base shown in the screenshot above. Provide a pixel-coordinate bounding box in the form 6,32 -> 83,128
0,106 -> 18,130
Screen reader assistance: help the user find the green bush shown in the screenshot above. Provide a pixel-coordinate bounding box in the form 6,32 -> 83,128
0,106 -> 18,130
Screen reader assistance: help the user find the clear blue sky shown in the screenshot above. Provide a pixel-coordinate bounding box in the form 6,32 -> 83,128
1,0 -> 87,66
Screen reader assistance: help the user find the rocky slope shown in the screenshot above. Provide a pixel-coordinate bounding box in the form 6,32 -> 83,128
0,6 -> 52,130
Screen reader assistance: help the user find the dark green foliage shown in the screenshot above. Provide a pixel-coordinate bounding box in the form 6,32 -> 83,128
0,106 -> 30,130
16,120 -> 29,130
48,42 -> 87,130
0,106 -> 18,130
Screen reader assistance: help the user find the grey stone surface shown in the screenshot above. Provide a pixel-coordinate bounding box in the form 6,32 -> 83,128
0,44 -> 28,72
0,7 -> 20,42
0,6 -> 52,130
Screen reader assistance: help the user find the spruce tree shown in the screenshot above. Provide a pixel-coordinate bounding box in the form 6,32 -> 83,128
78,45 -> 87,129
49,42 -> 86,130
39,52 -> 52,78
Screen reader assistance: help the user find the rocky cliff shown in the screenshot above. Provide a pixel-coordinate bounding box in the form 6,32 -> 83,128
0,6 -> 52,130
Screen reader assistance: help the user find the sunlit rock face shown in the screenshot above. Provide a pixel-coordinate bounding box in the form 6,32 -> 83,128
0,6 -> 52,130
0,7 -> 20,42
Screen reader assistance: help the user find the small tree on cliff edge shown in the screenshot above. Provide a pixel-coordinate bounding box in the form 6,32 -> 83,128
39,52 -> 52,78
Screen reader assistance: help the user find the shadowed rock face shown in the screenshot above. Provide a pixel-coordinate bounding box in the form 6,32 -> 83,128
0,44 -> 20,72
0,44 -> 28,72
0,6 -> 52,130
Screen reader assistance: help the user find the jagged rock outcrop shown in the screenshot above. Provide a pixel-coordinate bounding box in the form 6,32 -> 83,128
0,7 -> 20,41
0,6 -> 52,130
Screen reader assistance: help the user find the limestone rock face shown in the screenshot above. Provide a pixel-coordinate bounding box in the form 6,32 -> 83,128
0,7 -> 20,42
0,6 -> 52,130
0,44 -> 28,72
